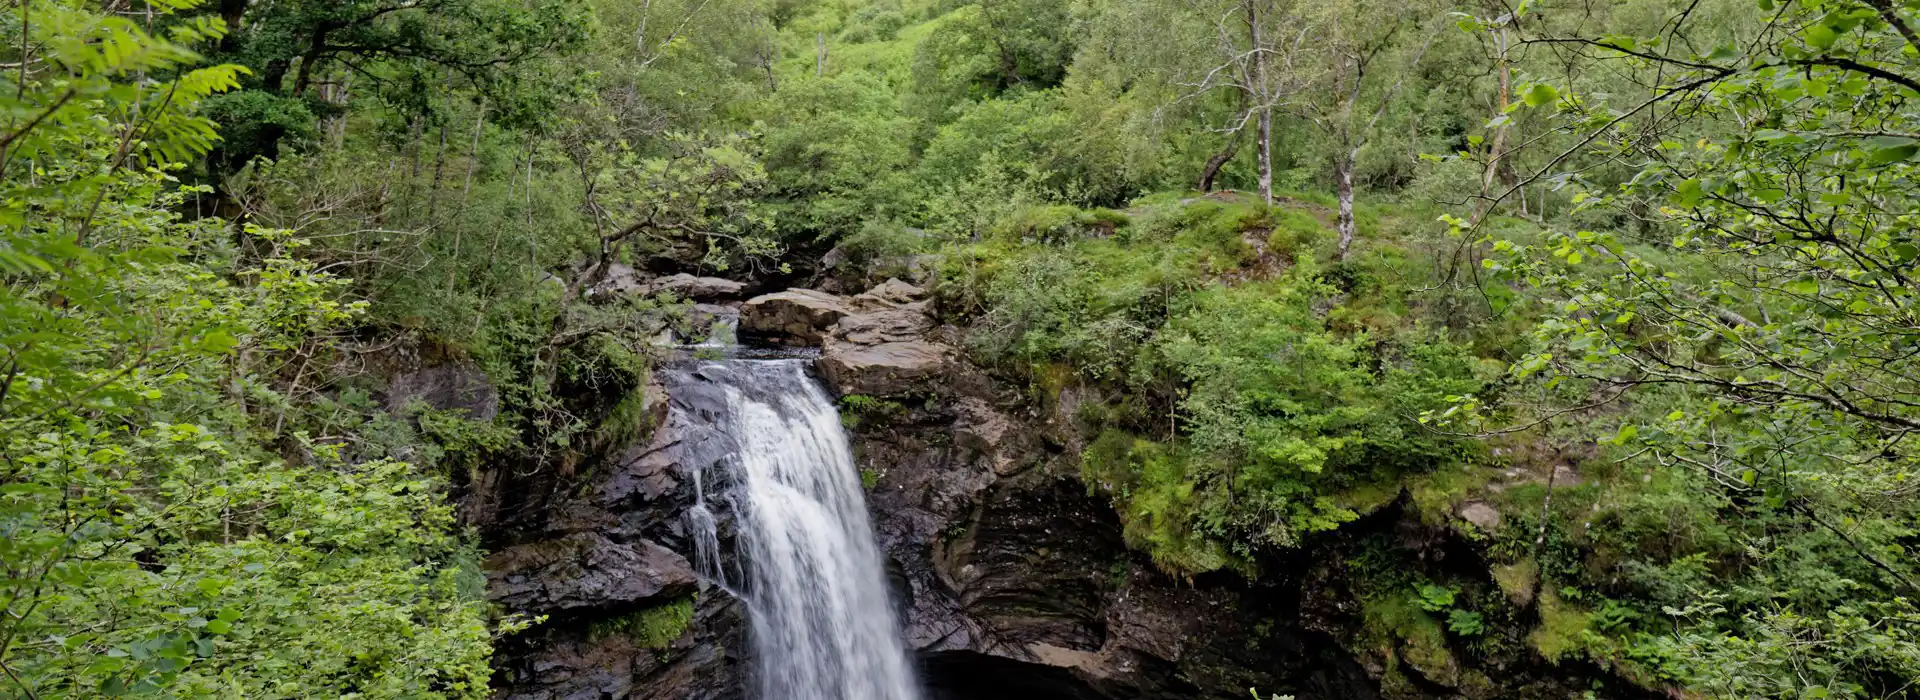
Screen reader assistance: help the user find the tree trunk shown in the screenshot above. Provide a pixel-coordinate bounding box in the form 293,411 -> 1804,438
424,124 -> 450,226
1256,109 -> 1273,204
448,101 -> 489,290
261,58 -> 291,95
219,0 -> 248,52
1481,24 -> 1515,198
526,143 -> 538,273
1335,149 -> 1357,260
291,26 -> 331,96
1245,0 -> 1272,204
1197,106 -> 1249,193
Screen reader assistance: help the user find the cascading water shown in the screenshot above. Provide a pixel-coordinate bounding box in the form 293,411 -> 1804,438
681,359 -> 922,700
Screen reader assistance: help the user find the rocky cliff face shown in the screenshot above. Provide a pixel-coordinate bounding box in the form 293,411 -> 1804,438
482,280 -> 1653,700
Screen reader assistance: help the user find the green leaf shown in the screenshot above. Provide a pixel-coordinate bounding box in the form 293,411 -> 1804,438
1804,23 -> 1839,50
1523,83 -> 1560,108
1866,136 -> 1919,165
1675,178 -> 1705,207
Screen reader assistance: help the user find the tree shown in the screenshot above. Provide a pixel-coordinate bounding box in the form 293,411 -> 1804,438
1273,0 -> 1440,259
198,0 -> 589,172
1443,0 -> 1920,692
588,135 -> 776,275
0,3 -> 517,695
1172,0 -> 1293,203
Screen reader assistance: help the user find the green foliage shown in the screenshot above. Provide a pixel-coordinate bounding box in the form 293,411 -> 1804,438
839,394 -> 904,428
0,4 -> 518,696
597,134 -> 779,273
1445,610 -> 1485,637
24,0 -> 1920,696
756,73 -> 915,238
414,403 -> 520,475
1427,0 -> 1920,693
1263,208 -> 1329,259
195,0 -> 591,170
593,597 -> 697,649
964,196 -> 1487,574
1414,584 -> 1457,612
990,204 -> 1129,245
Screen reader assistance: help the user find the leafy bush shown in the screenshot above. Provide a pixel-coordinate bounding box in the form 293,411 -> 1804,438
1263,208 -> 1329,258
1446,610 -> 1486,636
958,197 -> 1481,574
1415,584 -> 1458,612
989,204 -> 1132,245
840,394 -> 905,428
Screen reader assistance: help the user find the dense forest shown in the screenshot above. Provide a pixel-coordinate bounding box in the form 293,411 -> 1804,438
3,0 -> 1919,697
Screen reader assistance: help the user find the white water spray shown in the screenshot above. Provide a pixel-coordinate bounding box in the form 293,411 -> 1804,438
683,359 -> 921,700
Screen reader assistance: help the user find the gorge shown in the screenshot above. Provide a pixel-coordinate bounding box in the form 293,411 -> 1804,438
479,277 -> 1648,700
14,0 -> 1919,697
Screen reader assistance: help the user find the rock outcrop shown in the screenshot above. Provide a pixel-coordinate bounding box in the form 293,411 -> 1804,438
486,533 -> 697,614
817,341 -> 950,396
584,264 -> 746,302
642,273 -> 746,301
488,365 -> 749,700
737,280 -> 956,396
385,362 -> 499,421
739,289 -> 854,344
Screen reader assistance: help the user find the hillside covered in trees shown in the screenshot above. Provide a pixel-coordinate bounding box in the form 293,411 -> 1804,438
3,0 -> 1919,697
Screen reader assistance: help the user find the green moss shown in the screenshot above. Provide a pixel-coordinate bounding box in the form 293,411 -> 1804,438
1264,208 -> 1329,259
1529,588 -> 1592,663
1361,593 -> 1457,685
1492,557 -> 1539,606
1079,430 -> 1247,577
591,381 -> 656,452
860,467 -> 881,489
1406,462 -> 1493,525
592,596 -> 697,649
990,204 -> 1132,245
1328,479 -> 1401,516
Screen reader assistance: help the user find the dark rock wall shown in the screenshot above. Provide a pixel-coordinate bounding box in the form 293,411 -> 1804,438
487,367 -> 749,700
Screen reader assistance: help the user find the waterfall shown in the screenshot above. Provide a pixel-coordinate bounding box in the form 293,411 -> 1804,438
682,359 -> 922,700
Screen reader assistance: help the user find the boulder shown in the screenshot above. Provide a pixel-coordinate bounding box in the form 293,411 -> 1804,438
851,278 -> 928,309
809,279 -> 954,395
485,532 -> 697,615
641,273 -> 746,301
740,289 -> 854,345
832,306 -> 934,346
954,397 -> 1031,476
584,262 -> 647,299
1459,501 -> 1503,532
384,363 -> 499,421
816,341 -> 949,396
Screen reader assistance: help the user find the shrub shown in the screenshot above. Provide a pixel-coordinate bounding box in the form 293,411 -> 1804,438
1264,208 -> 1330,259
989,204 -> 1133,245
